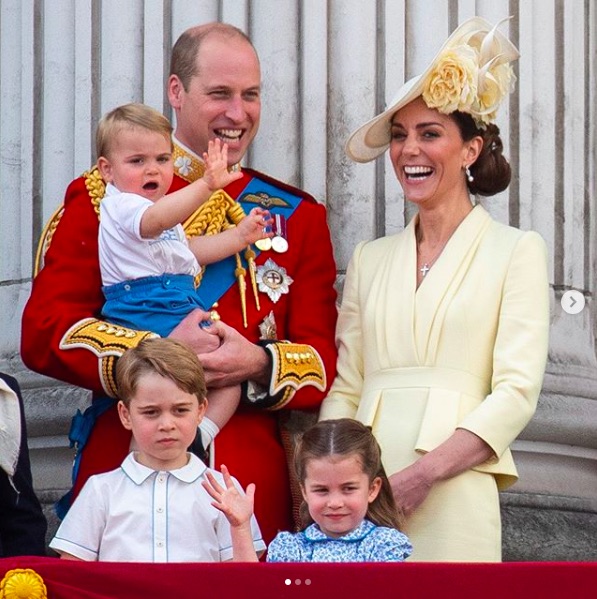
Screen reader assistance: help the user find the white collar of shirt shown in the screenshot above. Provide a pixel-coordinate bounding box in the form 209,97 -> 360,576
121,452 -> 207,485
105,182 -> 121,197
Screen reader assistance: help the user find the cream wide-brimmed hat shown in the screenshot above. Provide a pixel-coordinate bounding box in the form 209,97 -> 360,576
346,16 -> 520,163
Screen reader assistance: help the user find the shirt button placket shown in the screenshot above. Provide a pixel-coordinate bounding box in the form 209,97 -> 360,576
154,473 -> 168,562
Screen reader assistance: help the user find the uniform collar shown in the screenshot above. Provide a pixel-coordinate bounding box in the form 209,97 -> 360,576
121,452 -> 207,485
172,135 -> 241,183
303,519 -> 376,542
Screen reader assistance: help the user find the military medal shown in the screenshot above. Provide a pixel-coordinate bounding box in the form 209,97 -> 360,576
258,311 -> 278,340
256,258 -> 293,303
255,235 -> 272,251
271,214 -> 288,253
255,217 -> 273,251
271,237 -> 287,253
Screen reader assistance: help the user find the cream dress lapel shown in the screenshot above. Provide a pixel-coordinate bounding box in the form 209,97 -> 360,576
357,217 -> 418,370
413,205 -> 492,365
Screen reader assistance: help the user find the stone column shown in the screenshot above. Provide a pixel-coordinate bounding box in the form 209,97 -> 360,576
501,3 -> 597,561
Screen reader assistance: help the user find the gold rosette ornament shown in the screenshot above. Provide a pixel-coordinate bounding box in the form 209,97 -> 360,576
0,569 -> 47,599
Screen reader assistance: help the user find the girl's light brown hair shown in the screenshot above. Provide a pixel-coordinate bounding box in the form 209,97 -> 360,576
294,418 -> 405,531
116,338 -> 206,407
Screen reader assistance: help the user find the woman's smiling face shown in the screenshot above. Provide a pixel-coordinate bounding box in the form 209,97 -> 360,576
389,97 -> 480,209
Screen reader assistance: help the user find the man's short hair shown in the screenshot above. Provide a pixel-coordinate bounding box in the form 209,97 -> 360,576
170,22 -> 256,91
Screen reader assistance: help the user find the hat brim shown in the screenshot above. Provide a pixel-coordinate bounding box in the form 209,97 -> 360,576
345,16 -> 518,163
345,75 -> 423,163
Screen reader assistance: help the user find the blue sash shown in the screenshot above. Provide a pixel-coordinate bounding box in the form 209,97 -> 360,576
55,395 -> 115,518
196,176 -> 302,308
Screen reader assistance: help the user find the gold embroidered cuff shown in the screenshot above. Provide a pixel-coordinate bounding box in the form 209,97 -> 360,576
59,318 -> 159,397
60,318 -> 159,356
265,342 -> 327,410
101,355 -> 119,398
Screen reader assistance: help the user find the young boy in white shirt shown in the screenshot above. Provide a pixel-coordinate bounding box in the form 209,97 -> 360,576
96,103 -> 273,455
50,337 -> 264,562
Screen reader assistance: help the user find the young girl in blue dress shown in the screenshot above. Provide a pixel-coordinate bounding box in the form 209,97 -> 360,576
267,419 -> 412,562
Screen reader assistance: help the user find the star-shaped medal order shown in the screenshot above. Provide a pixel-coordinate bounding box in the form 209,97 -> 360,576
256,258 -> 293,303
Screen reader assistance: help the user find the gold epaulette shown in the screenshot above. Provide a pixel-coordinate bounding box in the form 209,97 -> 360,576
265,342 -> 327,410
59,318 -> 159,397
33,166 -> 104,277
84,165 -> 105,217
33,204 -> 64,277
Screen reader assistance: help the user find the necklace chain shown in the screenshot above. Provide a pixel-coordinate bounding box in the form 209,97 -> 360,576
416,207 -> 473,279
418,238 -> 449,277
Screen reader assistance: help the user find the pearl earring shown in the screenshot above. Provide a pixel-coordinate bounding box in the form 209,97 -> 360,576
465,165 -> 474,183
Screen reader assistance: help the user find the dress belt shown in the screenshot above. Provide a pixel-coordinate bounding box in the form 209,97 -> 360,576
363,366 -> 489,399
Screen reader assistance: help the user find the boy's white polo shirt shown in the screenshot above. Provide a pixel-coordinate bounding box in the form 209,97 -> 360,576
50,452 -> 266,562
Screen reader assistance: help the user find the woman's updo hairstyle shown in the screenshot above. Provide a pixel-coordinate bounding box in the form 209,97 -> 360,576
451,111 -> 511,197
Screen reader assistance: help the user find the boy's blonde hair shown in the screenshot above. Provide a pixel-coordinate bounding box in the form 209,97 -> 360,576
116,338 -> 207,407
96,102 -> 172,159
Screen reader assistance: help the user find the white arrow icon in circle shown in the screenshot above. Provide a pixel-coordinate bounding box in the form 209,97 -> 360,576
561,290 -> 585,315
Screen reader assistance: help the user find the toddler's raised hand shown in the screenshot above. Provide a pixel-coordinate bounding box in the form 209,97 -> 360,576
202,139 -> 243,191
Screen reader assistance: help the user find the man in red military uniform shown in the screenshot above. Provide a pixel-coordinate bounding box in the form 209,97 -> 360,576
21,23 -> 338,545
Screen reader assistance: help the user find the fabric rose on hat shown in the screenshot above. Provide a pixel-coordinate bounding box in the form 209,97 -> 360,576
422,24 -> 517,127
472,61 -> 516,124
422,45 -> 478,116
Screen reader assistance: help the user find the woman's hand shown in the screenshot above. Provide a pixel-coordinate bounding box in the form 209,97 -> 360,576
389,461 -> 434,517
390,429 -> 496,517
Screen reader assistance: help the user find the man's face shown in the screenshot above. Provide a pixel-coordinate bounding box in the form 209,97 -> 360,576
168,35 -> 261,166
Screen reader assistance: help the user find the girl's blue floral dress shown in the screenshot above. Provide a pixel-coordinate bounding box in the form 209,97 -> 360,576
266,519 -> 412,562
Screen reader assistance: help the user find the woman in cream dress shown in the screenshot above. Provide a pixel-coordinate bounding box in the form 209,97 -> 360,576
319,17 -> 550,562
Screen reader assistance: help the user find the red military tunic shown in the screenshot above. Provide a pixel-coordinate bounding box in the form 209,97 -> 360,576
21,143 -> 338,544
